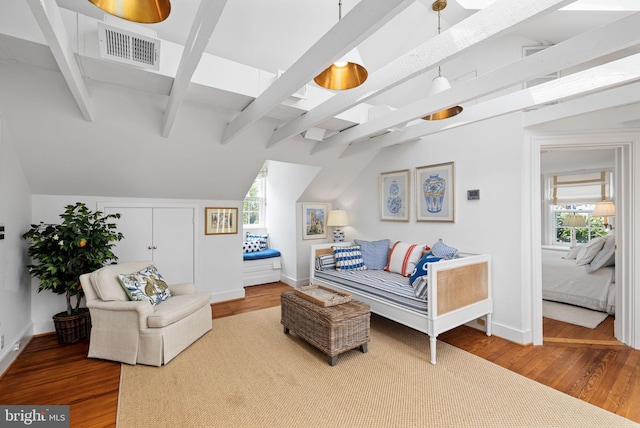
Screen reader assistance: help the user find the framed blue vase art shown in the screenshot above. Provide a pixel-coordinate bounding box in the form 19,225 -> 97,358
379,169 -> 410,222
416,162 -> 455,222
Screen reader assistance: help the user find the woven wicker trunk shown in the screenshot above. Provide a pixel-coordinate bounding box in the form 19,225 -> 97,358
281,291 -> 370,366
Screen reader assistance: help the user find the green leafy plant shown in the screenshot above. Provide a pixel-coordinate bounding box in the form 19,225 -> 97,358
23,202 -> 124,316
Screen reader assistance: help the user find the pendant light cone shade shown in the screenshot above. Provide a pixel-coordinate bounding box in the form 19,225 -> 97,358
88,0 -> 171,24
314,0 -> 368,91
423,75 -> 463,120
423,0 -> 463,120
314,49 -> 368,90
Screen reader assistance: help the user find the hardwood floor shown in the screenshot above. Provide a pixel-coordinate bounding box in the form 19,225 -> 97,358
1,282 -> 638,427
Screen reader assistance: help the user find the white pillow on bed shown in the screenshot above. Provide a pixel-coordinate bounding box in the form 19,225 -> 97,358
575,236 -> 606,266
586,234 -> 615,273
385,241 -> 424,277
563,245 -> 582,260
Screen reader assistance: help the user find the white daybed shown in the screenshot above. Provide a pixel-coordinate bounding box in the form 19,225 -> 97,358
309,242 -> 492,365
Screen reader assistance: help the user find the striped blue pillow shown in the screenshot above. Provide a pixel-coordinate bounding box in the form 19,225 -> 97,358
332,246 -> 367,271
315,253 -> 336,271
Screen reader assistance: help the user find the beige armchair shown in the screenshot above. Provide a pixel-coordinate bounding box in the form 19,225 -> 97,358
79,261 -> 212,366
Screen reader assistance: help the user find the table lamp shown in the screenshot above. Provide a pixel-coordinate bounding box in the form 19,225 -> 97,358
327,210 -> 349,242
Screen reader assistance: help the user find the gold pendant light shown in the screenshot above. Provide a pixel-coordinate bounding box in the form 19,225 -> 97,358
88,0 -> 171,24
314,0 -> 368,90
423,0 -> 463,120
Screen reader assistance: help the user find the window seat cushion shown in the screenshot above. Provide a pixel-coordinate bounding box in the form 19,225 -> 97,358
243,248 -> 281,261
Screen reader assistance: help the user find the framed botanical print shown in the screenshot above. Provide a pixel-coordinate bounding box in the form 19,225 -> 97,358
416,162 -> 454,222
205,207 -> 238,235
379,169 -> 410,222
302,203 -> 329,240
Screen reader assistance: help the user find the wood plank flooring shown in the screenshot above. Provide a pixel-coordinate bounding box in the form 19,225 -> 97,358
1,282 -> 638,427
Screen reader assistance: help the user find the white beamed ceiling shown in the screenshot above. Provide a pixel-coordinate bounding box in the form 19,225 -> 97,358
1,0 -> 639,200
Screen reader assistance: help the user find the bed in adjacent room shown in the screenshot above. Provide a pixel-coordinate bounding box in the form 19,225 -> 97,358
542,234 -> 616,315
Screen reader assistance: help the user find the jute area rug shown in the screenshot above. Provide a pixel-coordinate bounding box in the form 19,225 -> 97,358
118,307 -> 637,428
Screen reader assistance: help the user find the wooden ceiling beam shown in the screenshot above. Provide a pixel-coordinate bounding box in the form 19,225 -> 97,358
162,0 -> 228,138
267,0 -> 577,148
341,53 -> 640,157
314,12 -> 640,153
27,0 -> 93,122
220,0 -> 415,145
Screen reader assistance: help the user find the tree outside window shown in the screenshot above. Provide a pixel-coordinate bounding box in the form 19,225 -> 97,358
553,204 -> 608,245
243,173 -> 266,227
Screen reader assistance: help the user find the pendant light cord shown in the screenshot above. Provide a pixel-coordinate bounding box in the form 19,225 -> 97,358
437,9 -> 442,77
338,0 -> 342,20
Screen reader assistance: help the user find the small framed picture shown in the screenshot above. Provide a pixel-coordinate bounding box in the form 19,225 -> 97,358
302,203 -> 329,240
379,169 -> 410,222
416,162 -> 455,222
205,207 -> 238,235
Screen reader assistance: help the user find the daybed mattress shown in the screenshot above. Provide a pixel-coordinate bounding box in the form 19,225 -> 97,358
542,249 -> 615,314
314,269 -> 428,314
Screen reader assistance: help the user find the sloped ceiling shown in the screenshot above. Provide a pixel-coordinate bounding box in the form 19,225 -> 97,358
0,0 -> 639,201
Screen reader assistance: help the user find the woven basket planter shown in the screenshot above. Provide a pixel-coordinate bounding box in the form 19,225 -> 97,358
53,308 -> 91,344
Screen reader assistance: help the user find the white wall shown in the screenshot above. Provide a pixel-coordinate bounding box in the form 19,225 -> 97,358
0,117 -> 33,370
29,194 -> 244,334
265,160 -> 321,286
334,113 -> 530,344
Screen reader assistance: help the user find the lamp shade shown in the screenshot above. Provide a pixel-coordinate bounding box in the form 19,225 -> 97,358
563,214 -> 586,227
327,210 -> 349,227
88,0 -> 171,23
314,48 -> 368,91
592,201 -> 616,217
422,75 -> 463,120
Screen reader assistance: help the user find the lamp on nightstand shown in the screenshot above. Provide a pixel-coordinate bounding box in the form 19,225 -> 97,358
592,200 -> 616,230
327,210 -> 349,242
563,214 -> 586,248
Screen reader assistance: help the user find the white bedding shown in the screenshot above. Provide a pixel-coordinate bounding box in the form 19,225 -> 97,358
542,249 -> 615,314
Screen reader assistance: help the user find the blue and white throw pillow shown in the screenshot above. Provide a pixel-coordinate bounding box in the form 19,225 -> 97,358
243,240 -> 262,253
410,253 -> 442,299
354,239 -> 390,270
332,245 -> 367,272
246,233 -> 268,250
117,265 -> 172,306
431,239 -> 458,260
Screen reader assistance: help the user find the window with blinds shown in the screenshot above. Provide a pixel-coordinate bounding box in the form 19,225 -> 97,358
548,169 -> 612,205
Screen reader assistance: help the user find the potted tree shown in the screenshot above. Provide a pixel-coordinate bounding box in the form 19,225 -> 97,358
23,202 -> 124,344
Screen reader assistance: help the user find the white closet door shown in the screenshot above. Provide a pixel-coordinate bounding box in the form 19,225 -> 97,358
152,208 -> 194,283
103,206 -> 195,284
105,207 -> 154,263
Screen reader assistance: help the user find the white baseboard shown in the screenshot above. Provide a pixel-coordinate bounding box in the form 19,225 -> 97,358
211,289 -> 245,303
490,320 -> 532,346
0,324 -> 33,377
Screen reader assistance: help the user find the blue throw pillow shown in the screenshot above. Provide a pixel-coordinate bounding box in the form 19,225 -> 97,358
354,239 -> 390,270
409,253 -> 441,299
431,239 -> 458,260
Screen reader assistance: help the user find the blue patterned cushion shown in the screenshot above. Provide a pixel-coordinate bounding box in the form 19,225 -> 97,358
315,253 -> 336,271
410,253 -> 442,298
243,240 -> 262,253
246,233 -> 268,250
332,246 -> 367,271
354,239 -> 390,270
431,239 -> 458,260
117,265 -> 172,306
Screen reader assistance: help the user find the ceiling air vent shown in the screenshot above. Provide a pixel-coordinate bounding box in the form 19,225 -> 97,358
98,22 -> 160,71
